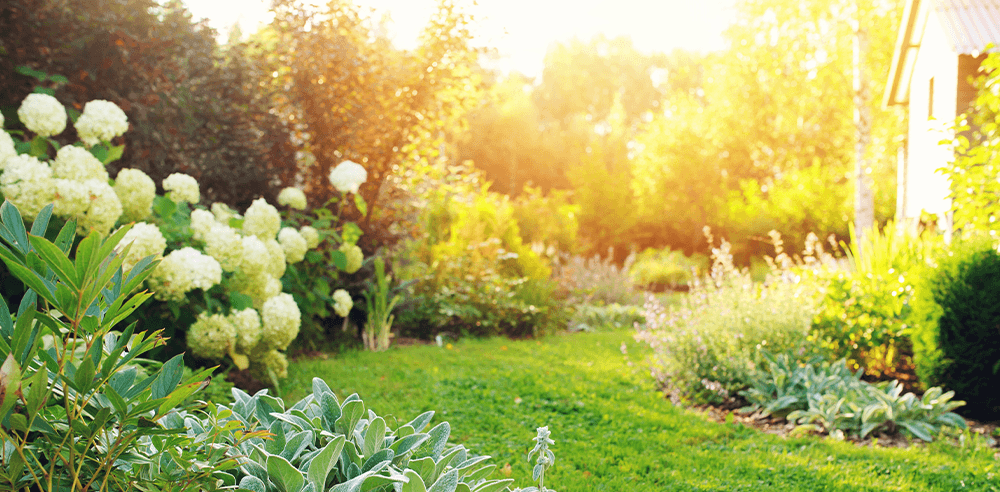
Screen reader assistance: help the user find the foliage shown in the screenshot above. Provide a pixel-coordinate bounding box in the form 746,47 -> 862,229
281,331 -> 1000,491
188,380 -> 513,492
0,0 -> 295,209
941,51 -> 1000,235
0,201 -> 237,490
742,353 -> 967,442
629,247 -> 708,291
395,183 -> 564,339
550,251 -> 637,306
261,0 -> 483,234
907,236 -> 1000,419
510,186 -> 580,255
567,303 -> 644,333
362,257 -> 400,352
635,231 -> 823,404
810,224 -> 942,376
511,427 -> 556,492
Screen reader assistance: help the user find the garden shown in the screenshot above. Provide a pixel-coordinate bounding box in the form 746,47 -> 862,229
1,0 -> 1000,490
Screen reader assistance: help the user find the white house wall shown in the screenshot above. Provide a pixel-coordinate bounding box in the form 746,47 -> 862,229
905,2 -> 956,219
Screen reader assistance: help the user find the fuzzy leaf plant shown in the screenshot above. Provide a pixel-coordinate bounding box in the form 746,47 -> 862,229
0,200 -> 240,490
203,377 -> 514,492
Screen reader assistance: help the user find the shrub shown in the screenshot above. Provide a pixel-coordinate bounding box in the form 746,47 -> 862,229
511,186 -> 580,255
550,251 -> 638,305
0,201 -> 237,489
567,303 -> 644,332
908,236 -> 1000,419
635,230 -> 823,404
810,224 -> 943,377
629,246 -> 708,291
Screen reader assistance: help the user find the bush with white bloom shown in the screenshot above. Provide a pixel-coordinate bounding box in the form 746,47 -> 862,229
18,93 -> 67,137
261,293 -> 301,351
186,313 -> 236,360
243,197 -> 281,239
52,145 -> 109,182
114,168 -> 156,221
329,160 -> 367,194
162,173 -> 200,204
333,289 -> 353,317
277,187 -> 307,209
116,222 -> 167,272
340,242 -> 364,274
278,227 -> 308,263
74,99 -> 129,146
0,154 -> 55,219
147,247 -> 222,301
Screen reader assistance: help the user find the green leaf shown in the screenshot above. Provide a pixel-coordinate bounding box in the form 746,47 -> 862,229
342,222 -> 363,245
240,476 -> 267,492
28,135 -> 48,157
427,469 -> 458,492
153,195 -> 177,219
0,295 -> 13,341
89,145 -> 108,163
335,399 -> 365,436
470,480 -> 515,492
363,417 -> 386,458
29,204 -> 53,238
401,470 -> 427,492
0,200 -> 30,254
330,250 -> 348,271
354,194 -> 368,218
151,354 -> 185,400
308,435 -> 346,491
29,234 -> 80,289
267,454 -> 304,492
230,292 -> 254,310
74,353 -> 96,393
103,144 -> 125,164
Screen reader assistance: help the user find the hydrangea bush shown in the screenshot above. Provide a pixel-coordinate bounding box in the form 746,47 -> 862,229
0,92 -> 371,384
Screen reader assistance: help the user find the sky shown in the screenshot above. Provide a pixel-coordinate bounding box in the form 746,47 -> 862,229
182,0 -> 738,77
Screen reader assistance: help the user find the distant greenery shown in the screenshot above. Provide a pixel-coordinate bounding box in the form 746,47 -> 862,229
282,332 -> 1000,491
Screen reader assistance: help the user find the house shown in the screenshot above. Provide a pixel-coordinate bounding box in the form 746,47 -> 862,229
883,0 -> 1000,229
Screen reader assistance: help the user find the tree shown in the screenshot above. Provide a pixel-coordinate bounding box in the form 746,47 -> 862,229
262,0 -> 483,245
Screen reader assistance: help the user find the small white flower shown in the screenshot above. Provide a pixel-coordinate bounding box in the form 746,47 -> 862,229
333,289 -> 353,317
329,160 -> 367,194
116,222 -> 167,273
261,293 -> 301,351
278,227 -> 308,263
114,168 -> 156,222
264,238 -> 286,278
189,209 -> 216,242
299,225 -> 321,249
52,145 -> 108,182
229,308 -> 262,352
187,313 -> 235,361
0,154 -> 54,219
277,187 -> 307,210
162,173 -> 200,204
76,179 -> 123,236
243,197 -> 281,240
18,93 -> 67,137
203,223 -> 244,271
147,247 -> 222,301
211,202 -> 240,224
339,243 -> 363,274
74,100 -> 128,146
238,235 -> 270,277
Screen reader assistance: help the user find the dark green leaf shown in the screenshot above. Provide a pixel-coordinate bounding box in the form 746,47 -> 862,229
151,354 -> 184,400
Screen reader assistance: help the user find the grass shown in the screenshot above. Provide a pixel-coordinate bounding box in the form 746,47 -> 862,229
281,331 -> 1000,491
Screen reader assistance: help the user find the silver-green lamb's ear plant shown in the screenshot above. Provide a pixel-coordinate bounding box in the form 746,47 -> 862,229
514,426 -> 556,492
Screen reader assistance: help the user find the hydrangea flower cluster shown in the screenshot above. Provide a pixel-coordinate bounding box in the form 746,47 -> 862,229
147,247 -> 222,302
260,293 -> 301,351
329,160 -> 367,194
277,187 -> 307,209
340,243 -> 364,274
299,225 -> 321,249
116,222 -> 167,272
18,93 -> 67,137
163,173 -> 200,204
243,197 -> 281,239
74,100 -> 129,146
114,169 -> 156,222
186,313 -> 236,360
1,155 -> 55,219
333,289 -> 353,317
278,227 -> 308,263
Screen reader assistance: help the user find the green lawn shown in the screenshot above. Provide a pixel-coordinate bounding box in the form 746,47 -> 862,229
281,331 -> 999,491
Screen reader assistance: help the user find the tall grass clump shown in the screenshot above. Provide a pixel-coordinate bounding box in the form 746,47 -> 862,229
635,228 -> 824,404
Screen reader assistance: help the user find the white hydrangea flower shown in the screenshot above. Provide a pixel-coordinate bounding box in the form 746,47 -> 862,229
147,247 -> 222,301
189,209 -> 215,242
163,173 -> 200,204
114,168 -> 156,222
230,271 -> 283,310
339,243 -> 363,274
74,100 -> 128,147
53,178 -> 90,218
0,154 -> 55,219
52,145 -> 108,182
243,197 -> 281,240
278,227 -> 308,264
238,235 -> 270,277
251,349 -> 289,380
299,225 -> 321,249
328,160 -> 367,194
333,289 -> 353,317
204,223 -> 244,271
211,202 -> 240,224
277,187 -> 307,210
17,93 -> 67,137
76,179 -> 123,236
261,293 -> 301,351
116,222 -> 166,273
264,238 -> 286,278
0,111 -> 4,127
0,131 -> 16,172
186,313 -> 235,360
229,308 -> 262,353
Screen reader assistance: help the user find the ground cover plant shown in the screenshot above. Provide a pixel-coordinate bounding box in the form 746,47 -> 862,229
281,331 -> 1000,491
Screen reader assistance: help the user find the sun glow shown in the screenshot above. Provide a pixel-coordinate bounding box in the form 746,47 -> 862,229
182,0 -> 736,77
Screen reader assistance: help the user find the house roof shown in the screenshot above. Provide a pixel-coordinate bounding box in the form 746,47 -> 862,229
884,0 -> 1000,107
